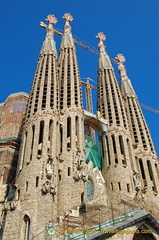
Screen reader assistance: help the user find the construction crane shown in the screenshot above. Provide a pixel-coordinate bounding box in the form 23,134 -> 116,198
80,78 -> 97,113
140,104 -> 159,114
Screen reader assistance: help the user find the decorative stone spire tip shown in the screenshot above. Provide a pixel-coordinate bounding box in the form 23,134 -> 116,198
63,13 -> 73,22
63,13 -> 73,32
116,54 -> 126,73
39,14 -> 57,55
40,14 -> 57,34
96,32 -> 106,51
46,15 -> 57,25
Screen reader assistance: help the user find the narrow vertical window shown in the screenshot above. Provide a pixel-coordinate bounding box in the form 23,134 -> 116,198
127,184 -> 130,192
60,125 -> 63,153
119,135 -> 126,166
48,119 -> 53,155
111,135 -> 116,154
139,159 -> 146,180
23,215 -> 30,240
36,177 -> 39,187
81,192 -> 84,203
127,138 -> 133,168
147,160 -> 157,192
147,160 -> 153,181
119,135 -> 124,155
30,125 -> 35,161
38,121 -> 44,157
67,117 -> 71,150
76,116 -> 79,148
68,167 -> 71,176
18,189 -> 20,200
22,131 -> 27,168
118,182 -> 121,191
26,181 -> 28,191
106,135 -> 111,165
110,182 -> 113,190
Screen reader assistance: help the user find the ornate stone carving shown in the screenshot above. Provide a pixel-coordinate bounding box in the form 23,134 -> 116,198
42,181 -> 56,195
116,53 -> 126,64
96,32 -> 106,52
46,157 -> 53,179
133,170 -> 141,191
73,170 -> 88,182
97,111 -> 102,120
81,171 -> 88,182
46,15 -> 57,25
116,54 -> 126,73
75,149 -> 84,170
96,32 -> 106,41
3,200 -> 17,211
63,13 -> 73,22
73,171 -> 81,181
73,149 -> 86,181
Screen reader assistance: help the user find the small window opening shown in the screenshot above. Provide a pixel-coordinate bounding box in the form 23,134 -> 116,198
38,121 -> 44,157
118,182 -> 121,191
127,184 -> 130,192
26,181 -> 28,191
139,159 -> 146,180
36,177 -> 39,187
68,167 -> 71,176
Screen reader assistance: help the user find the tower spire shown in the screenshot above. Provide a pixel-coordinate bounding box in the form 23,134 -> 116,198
60,13 -> 75,48
96,32 -> 137,200
116,54 -> 136,97
40,14 -> 57,56
57,13 -> 85,216
96,32 -> 113,69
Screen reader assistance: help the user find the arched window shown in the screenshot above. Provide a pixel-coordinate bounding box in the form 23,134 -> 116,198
67,117 -> 71,150
37,121 -> 44,157
30,125 -> 35,161
48,119 -> 53,155
139,159 -> 146,180
111,135 -> 116,154
23,215 -> 30,240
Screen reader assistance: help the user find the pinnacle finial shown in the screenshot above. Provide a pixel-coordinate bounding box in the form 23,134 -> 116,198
40,15 -> 57,55
40,15 -> 57,36
63,13 -> 73,32
46,15 -> 57,25
96,32 -> 106,42
96,32 -> 106,51
116,54 -> 126,73
63,13 -> 73,23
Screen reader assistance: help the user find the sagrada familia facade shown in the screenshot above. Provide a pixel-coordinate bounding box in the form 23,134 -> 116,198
0,13 -> 159,240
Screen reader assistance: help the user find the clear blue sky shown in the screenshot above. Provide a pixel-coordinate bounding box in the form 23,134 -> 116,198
0,0 -> 159,155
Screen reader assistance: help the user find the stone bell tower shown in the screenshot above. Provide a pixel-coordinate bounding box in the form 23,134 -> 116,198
1,13 -> 88,240
96,33 -> 137,200
56,13 -> 86,216
117,53 -> 159,206
2,14 -> 60,240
